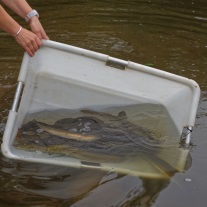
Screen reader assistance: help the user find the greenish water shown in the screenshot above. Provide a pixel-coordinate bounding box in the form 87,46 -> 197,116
14,105 -> 185,179
0,0 -> 207,206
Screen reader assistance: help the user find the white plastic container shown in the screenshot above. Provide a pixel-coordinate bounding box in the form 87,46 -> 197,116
1,40 -> 200,178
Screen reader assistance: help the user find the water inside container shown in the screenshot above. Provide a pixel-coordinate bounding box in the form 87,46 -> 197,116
13,104 -> 188,178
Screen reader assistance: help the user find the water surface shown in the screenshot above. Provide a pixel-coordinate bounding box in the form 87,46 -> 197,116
0,0 -> 207,206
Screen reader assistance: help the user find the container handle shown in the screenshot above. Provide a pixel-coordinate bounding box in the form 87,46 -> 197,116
11,81 -> 24,112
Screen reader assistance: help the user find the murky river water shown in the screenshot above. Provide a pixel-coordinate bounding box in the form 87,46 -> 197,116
0,0 -> 207,206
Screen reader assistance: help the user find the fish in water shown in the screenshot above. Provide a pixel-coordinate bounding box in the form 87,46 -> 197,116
35,120 -> 97,141
15,111 -> 159,162
14,110 -> 190,178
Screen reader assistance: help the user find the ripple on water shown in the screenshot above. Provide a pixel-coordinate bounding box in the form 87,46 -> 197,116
55,31 -> 134,55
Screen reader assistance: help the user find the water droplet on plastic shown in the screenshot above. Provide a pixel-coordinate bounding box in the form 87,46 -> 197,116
185,177 -> 192,182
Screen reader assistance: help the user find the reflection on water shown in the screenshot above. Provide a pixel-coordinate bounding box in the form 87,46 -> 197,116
0,158 -> 173,207
0,0 -> 207,206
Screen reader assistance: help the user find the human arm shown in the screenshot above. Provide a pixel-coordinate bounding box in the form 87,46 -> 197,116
0,5 -> 41,57
1,0 -> 49,39
1,0 -> 32,18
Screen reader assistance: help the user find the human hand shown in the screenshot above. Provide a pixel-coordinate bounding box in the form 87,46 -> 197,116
29,16 -> 49,40
14,27 -> 42,57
